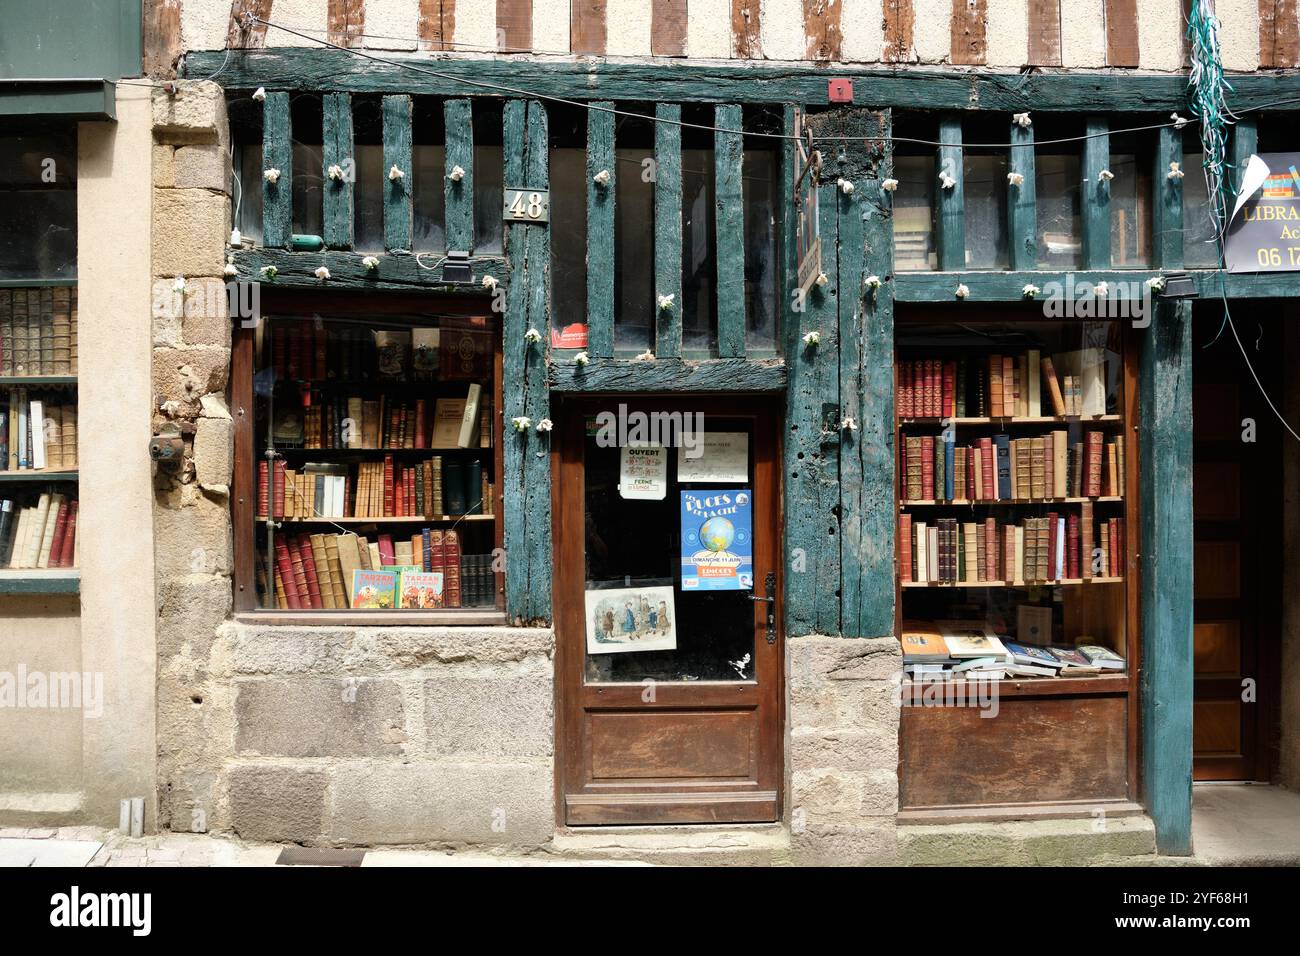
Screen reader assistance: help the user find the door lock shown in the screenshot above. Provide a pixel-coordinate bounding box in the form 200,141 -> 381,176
748,571 -> 778,644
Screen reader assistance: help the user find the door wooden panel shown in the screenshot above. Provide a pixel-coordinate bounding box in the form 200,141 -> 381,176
1194,621 -> 1241,677
554,397 -> 783,825
1194,541 -> 1241,599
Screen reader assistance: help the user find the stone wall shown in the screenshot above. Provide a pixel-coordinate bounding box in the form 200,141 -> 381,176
787,635 -> 902,864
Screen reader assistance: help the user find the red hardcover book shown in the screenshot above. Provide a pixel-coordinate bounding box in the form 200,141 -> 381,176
406,468 -> 415,515
47,501 -> 69,567
978,438 -> 995,500
56,502 -> 77,568
928,359 -> 939,418
1115,517 -> 1124,576
1086,431 -> 1104,497
272,460 -> 286,519
966,447 -> 977,502
920,436 -> 935,500
383,454 -> 395,517
377,533 -> 396,567
274,537 -> 303,609
942,361 -> 955,419
428,529 -> 444,576
415,399 -> 427,449
443,530 -> 462,607
296,534 -> 323,609
1109,518 -> 1120,578
1067,513 -> 1081,579
899,513 -> 913,583
1081,500 -> 1095,579
984,517 -> 999,581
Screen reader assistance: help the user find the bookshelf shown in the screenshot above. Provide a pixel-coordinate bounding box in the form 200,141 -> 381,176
0,286 -> 80,581
250,310 -> 503,614
895,312 -> 1139,813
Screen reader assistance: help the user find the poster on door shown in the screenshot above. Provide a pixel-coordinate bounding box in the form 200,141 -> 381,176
680,489 -> 753,591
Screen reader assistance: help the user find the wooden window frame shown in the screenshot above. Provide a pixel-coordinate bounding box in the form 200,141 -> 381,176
231,288 -> 506,624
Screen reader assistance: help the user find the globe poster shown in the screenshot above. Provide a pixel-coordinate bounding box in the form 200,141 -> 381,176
680,489 -> 754,591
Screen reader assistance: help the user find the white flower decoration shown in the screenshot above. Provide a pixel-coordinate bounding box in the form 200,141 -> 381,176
535,418 -> 554,433
939,171 -> 957,190
327,164 -> 345,181
172,275 -> 187,294
634,350 -> 655,362
1168,161 -> 1185,181
1014,112 -> 1032,128
1094,281 -> 1110,297
865,275 -> 882,290
314,266 -> 331,281
593,169 -> 611,187
1171,112 -> 1189,129
252,87 -> 266,102
481,274 -> 499,291
1098,169 -> 1114,183
657,293 -> 675,311
362,255 -> 380,271
803,331 -> 821,346
1146,276 -> 1166,291
223,258 -> 238,277
1022,283 -> 1040,299
1007,171 -> 1025,187
955,284 -> 970,299
575,352 -> 590,366
881,178 -> 899,192
388,164 -> 405,182
815,272 -> 829,287
448,164 -> 465,182
524,327 -> 543,344
263,168 -> 281,184
841,417 -> 858,431
837,178 -> 855,195
511,416 -> 532,432
259,265 -> 277,279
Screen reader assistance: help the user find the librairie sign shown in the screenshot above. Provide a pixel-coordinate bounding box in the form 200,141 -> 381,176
1225,153 -> 1300,272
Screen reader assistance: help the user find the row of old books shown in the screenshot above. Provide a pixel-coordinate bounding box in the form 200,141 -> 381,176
900,620 -> 1125,680
902,430 -> 1123,501
287,386 -> 489,451
900,509 -> 1125,583
898,347 -> 1107,419
0,494 -> 77,569
257,456 -> 494,520
260,528 -> 495,609
0,288 -> 78,377
1,392 -> 77,472
269,320 -> 491,384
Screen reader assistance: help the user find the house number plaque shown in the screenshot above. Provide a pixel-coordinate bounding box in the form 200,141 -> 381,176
503,188 -> 550,223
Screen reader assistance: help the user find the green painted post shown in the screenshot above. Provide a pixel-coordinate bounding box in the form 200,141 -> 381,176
586,101 -> 616,358
1231,117 -> 1259,196
1008,122 -> 1036,270
936,115 -> 964,271
715,104 -> 746,358
654,103 -> 683,358
1082,116 -> 1111,269
261,91 -> 292,249
444,98 -> 474,252
1140,297 -> 1194,855
322,92 -> 354,250
382,94 -> 413,252
503,99 -> 553,623
1153,125 -> 1184,269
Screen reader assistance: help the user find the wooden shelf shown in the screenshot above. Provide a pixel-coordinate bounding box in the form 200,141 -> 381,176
266,514 -> 495,525
898,415 -> 1121,426
274,446 -> 491,454
0,470 -> 78,482
900,673 -> 1129,698
902,577 -> 1124,588
0,568 -> 80,594
901,496 -> 1122,506
0,376 -> 77,386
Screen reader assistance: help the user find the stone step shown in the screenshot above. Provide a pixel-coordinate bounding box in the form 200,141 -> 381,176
550,824 -> 792,866
899,814 -> 1157,866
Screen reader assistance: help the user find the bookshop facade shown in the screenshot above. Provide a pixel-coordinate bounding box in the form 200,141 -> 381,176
104,22 -> 1300,861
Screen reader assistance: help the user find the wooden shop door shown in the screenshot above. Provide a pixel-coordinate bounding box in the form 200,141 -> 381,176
553,397 -> 783,825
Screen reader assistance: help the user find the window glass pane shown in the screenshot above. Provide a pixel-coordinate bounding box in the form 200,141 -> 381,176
963,153 -> 1009,270
614,111 -> 656,352
234,143 -> 263,245
1109,150 -> 1152,267
681,144 -> 716,353
894,155 -> 936,271
743,146 -> 778,353
0,132 -> 77,279
290,95 -> 323,239
550,146 -> 587,346
412,144 -> 448,252
1036,154 -> 1082,269
252,313 -> 501,612
473,104 -> 504,254
353,143 -> 385,252
1182,152 -> 1220,267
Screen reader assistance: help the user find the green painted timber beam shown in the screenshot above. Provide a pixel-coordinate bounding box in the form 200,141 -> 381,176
654,103 -> 683,358
382,94 -> 413,252
261,91 -> 292,249
231,248 -> 506,291
548,358 -> 786,391
1082,117 -> 1111,270
1152,125 -> 1184,269
1007,121 -> 1036,270
715,104 -> 746,358
586,101 -> 616,358
322,92 -> 354,250
893,269 -> 1300,301
936,116 -> 965,272
444,98 -> 474,252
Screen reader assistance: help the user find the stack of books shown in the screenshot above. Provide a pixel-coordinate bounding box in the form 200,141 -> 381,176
1,391 -> 77,472
0,493 -> 77,569
0,287 -> 77,376
900,620 -> 1125,680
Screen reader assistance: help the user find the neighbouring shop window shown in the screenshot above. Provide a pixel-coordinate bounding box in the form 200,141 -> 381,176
893,154 -> 937,271
0,132 -> 77,280
247,309 -> 503,613
1182,151 -> 1220,267
1109,139 -> 1152,268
